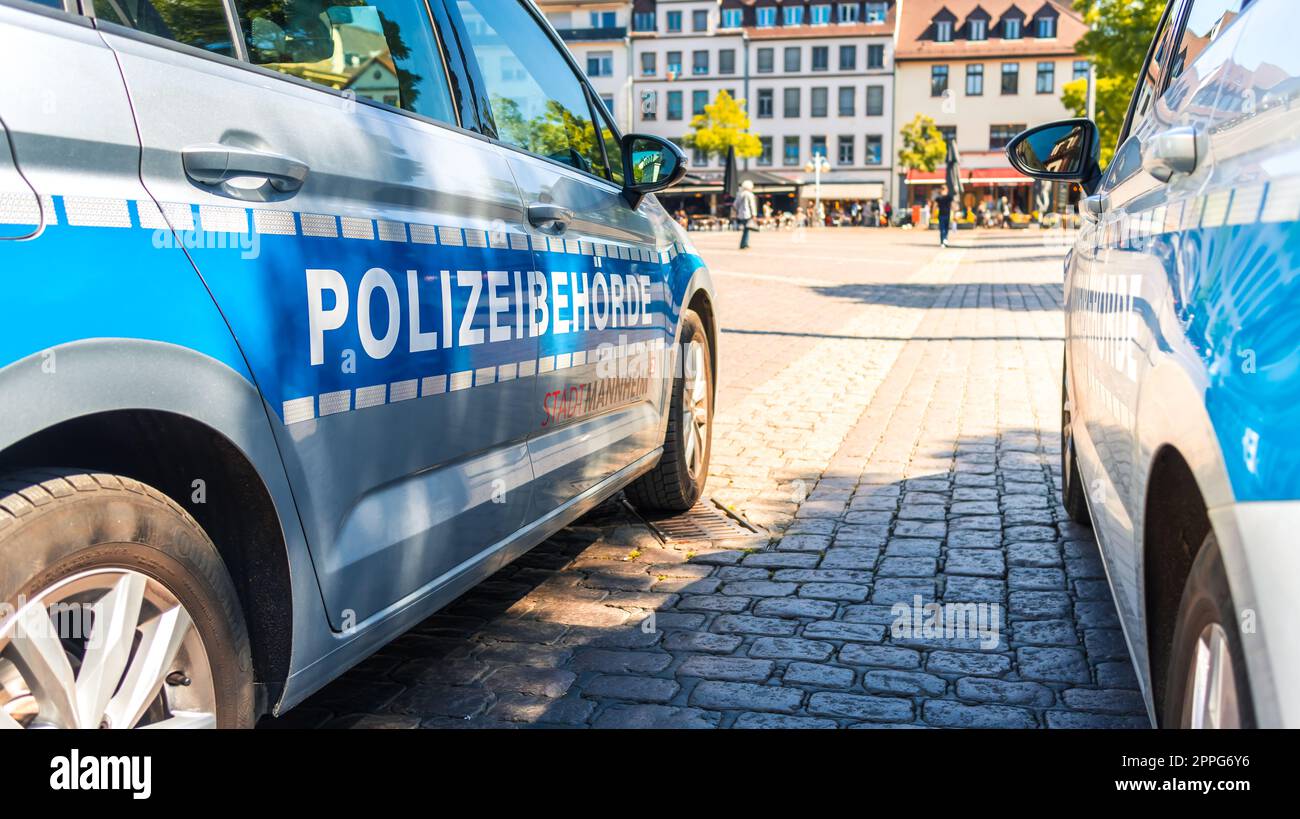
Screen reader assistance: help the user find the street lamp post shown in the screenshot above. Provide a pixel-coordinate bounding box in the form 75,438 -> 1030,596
804,154 -> 830,226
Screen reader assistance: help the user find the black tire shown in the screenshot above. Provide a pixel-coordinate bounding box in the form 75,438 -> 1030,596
626,309 -> 713,513
1161,532 -> 1255,728
0,469 -> 255,728
1061,356 -> 1091,525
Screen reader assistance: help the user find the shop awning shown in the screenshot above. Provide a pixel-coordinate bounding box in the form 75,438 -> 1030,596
905,167 -> 1032,187
800,182 -> 885,200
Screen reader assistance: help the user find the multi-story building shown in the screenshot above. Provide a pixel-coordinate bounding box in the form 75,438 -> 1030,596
539,1 -> 634,129
627,0 -> 899,212
893,0 -> 1088,211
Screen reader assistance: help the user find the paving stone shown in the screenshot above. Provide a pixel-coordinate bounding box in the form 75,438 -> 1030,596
894,521 -> 947,538
864,669 -> 946,697
677,594 -> 752,613
749,637 -> 836,661
884,538 -> 942,558
819,548 -> 880,569
584,675 -> 680,703
1013,619 -> 1078,646
690,681 -> 805,714
1007,542 -> 1062,567
799,582 -> 871,601
1009,591 -> 1073,619
1062,688 -> 1148,714
923,700 -> 1038,728
1084,629 -> 1131,662
712,615 -> 799,636
677,656 -> 775,682
593,704 -> 717,729
733,712 -> 838,729
387,684 -> 492,719
926,651 -> 1012,677
954,677 -> 1056,707
947,530 -> 1001,549
484,666 -> 577,699
1075,601 -> 1122,629
945,549 -> 1006,577
872,578 -> 938,604
1008,567 -> 1066,590
567,649 -> 674,674
806,692 -> 913,723
1045,711 -> 1150,729
716,567 -> 773,582
1097,661 -> 1141,689
721,580 -> 798,597
842,603 -> 905,625
783,662 -> 856,688
488,693 -> 597,725
1074,579 -> 1112,600
742,552 -> 820,569
662,631 -> 745,654
1017,647 -> 1092,684
878,557 -> 938,577
803,621 -> 887,643
839,644 -> 922,669
775,534 -> 833,552
943,576 -> 1005,602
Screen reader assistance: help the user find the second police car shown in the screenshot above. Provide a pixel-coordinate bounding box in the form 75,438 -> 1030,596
1009,0 -> 1299,727
0,0 -> 715,728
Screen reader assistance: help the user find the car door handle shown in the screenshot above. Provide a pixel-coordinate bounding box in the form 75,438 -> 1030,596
1141,126 -> 1202,182
183,144 -> 310,196
527,203 -> 572,235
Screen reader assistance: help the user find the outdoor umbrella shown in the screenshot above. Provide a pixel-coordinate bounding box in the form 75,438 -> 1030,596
944,136 -> 963,202
722,145 -> 739,198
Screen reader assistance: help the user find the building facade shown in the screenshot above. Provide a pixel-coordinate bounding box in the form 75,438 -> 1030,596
892,0 -> 1088,211
539,1 -> 635,129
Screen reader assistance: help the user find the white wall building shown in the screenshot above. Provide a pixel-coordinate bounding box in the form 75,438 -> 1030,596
538,1 -> 635,130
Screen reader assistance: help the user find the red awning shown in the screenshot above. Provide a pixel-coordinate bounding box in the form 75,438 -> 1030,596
905,167 -> 1032,186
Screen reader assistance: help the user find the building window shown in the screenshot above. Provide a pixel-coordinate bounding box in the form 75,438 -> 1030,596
867,44 -> 885,69
757,48 -> 774,73
1001,62 -> 1019,94
600,95 -> 615,116
1036,62 -> 1055,93
811,135 -> 827,159
641,90 -> 656,120
783,136 -> 801,165
965,63 -> 984,95
667,91 -> 682,120
693,50 -> 709,76
757,89 -> 774,118
839,86 -> 855,116
812,46 -> 829,71
812,4 -> 832,25
865,2 -> 887,23
721,9 -> 743,29
586,51 -> 613,78
666,11 -> 682,32
839,3 -> 858,23
589,11 -> 616,28
935,20 -> 953,42
693,89 -> 708,115
785,47 -> 802,72
1004,18 -> 1022,39
1073,60 -> 1090,81
633,12 -> 655,32
693,9 -> 709,31
931,65 -> 949,97
989,124 -> 1025,150
1036,16 -> 1056,38
784,5 -> 804,26
640,52 -> 656,76
757,6 -> 776,27
866,84 -> 884,115
838,135 -> 854,165
720,49 -> 736,75
969,18 -> 987,40
693,146 -> 707,166
759,136 -> 773,166
865,134 -> 882,164
783,87 -> 801,117
667,51 -> 682,77
811,87 -> 828,117
840,45 -> 856,70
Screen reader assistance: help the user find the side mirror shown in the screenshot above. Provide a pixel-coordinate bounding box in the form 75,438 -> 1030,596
1005,118 -> 1102,193
621,133 -> 688,208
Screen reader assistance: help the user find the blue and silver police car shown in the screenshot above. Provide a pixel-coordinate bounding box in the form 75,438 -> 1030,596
1009,0 -> 1298,728
0,0 -> 715,728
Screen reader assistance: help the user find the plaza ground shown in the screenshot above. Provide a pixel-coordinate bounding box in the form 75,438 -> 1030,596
263,226 -> 1151,729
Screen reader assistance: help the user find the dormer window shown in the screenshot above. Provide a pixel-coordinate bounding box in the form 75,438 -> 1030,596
838,3 -> 858,23
784,5 -> 805,26
935,20 -> 954,42
970,18 -> 987,40
1035,16 -> 1056,37
1004,18 -> 1022,39
757,6 -> 776,27
865,3 -> 888,24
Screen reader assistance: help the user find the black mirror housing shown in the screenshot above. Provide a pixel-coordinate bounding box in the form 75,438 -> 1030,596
1005,118 -> 1102,193
621,133 -> 688,208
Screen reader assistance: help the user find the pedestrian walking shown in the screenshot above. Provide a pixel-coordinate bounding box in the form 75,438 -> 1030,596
734,179 -> 758,250
934,184 -> 954,247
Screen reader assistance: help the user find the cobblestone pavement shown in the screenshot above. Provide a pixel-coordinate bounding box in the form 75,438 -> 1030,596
265,228 -> 1152,730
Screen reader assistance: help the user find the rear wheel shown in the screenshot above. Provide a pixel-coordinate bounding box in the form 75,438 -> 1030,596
626,309 -> 713,513
1161,533 -> 1255,728
0,470 -> 253,729
1061,357 -> 1091,525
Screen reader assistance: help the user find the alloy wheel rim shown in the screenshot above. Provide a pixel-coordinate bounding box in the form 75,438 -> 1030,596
681,339 -> 710,480
1182,622 -> 1240,729
0,567 -> 216,729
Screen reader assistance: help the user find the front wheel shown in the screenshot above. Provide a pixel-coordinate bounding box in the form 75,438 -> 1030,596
626,309 -> 713,513
0,470 -> 254,729
1161,533 -> 1255,728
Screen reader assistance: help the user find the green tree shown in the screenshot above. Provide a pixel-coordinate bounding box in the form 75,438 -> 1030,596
682,90 -> 762,162
897,114 -> 947,173
1062,0 -> 1165,165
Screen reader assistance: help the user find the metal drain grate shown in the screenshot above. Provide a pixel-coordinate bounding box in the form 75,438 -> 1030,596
642,499 -> 763,543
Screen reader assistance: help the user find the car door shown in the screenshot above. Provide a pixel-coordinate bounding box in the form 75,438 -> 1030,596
444,0 -> 675,517
1076,0 -> 1251,624
94,0 -> 542,629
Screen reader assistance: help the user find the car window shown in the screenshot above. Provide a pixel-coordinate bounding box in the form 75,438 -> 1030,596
452,0 -> 612,181
235,0 -> 456,124
95,0 -> 236,56
594,103 -> 624,186
1165,0 -> 1251,86
1125,1 -> 1182,138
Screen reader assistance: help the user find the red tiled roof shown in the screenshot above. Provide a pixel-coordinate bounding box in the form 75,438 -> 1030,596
895,0 -> 1086,61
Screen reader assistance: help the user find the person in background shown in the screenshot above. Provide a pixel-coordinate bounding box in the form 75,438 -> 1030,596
934,184 -> 954,248
884,201 -> 893,226
734,179 -> 758,250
